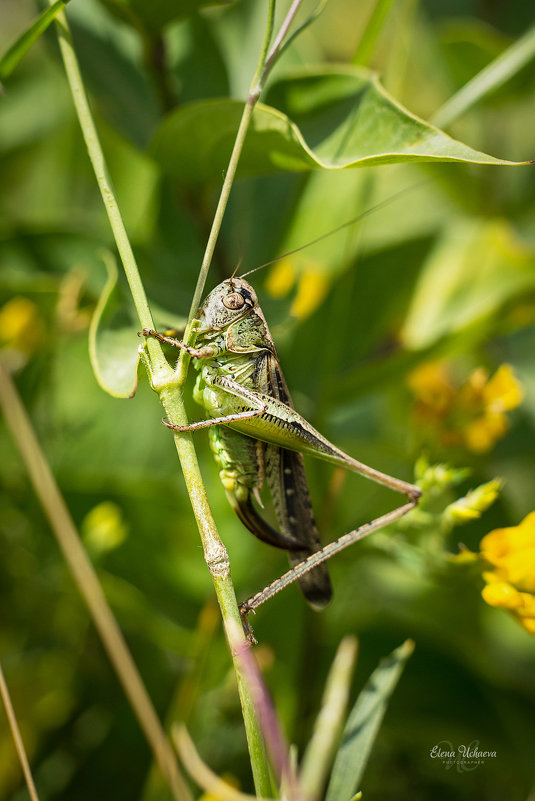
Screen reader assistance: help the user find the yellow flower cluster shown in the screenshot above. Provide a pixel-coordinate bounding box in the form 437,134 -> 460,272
265,258 -> 329,319
408,362 -> 524,453
480,512 -> 535,635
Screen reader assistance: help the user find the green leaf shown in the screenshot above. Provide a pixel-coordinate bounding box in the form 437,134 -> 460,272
89,250 -> 141,399
300,637 -> 358,798
325,639 -> 414,801
89,251 -> 187,398
150,67 -> 526,184
400,219 -> 535,349
0,0 -> 73,83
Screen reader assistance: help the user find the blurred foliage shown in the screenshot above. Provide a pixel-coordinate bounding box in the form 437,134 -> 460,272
1,0 -> 535,800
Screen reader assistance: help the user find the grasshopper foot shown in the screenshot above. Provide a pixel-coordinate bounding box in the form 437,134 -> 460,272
239,602 -> 257,645
161,417 -> 189,433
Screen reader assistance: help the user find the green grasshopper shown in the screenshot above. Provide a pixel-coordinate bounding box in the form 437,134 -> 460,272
143,275 -> 421,621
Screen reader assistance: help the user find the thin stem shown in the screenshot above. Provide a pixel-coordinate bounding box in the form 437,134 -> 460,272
0,663 -> 40,801
0,361 -> 193,801
185,0 -> 307,327
259,0 -> 304,84
50,0 -> 320,794
353,0 -> 396,66
50,5 -> 167,374
185,98 -> 256,324
228,622 -> 297,793
269,0 -> 329,69
51,5 -> 275,792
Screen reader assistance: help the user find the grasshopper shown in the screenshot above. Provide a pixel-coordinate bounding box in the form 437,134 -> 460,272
143,275 -> 422,624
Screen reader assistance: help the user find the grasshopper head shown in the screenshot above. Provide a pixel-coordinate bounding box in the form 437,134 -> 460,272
197,278 -> 257,332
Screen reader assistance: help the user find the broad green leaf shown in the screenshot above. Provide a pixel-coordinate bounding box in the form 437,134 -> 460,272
98,0 -> 232,34
89,251 -> 187,398
401,219 -> 535,349
325,640 -> 414,801
89,250 -> 141,399
151,68 -> 526,184
0,0 -> 73,83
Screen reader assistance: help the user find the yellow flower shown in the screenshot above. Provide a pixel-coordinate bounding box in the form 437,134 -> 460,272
408,361 -> 524,453
480,512 -> 535,634
265,258 -> 329,319
406,362 -> 455,418
265,259 -> 296,298
484,364 -> 525,413
291,269 -> 329,319
463,412 -> 508,453
0,296 -> 46,358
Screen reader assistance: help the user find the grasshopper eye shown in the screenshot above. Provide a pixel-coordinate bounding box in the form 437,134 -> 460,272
223,292 -> 245,310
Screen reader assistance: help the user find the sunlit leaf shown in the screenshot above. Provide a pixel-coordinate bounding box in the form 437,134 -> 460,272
89,250 -> 141,399
151,68 -> 526,184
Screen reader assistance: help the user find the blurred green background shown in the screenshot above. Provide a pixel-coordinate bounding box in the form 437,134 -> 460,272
1,0 -> 535,799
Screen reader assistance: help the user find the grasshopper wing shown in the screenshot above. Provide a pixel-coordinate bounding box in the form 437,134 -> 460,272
264,354 -> 333,609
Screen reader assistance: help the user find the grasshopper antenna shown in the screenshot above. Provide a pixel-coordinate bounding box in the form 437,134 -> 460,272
239,181 -> 428,279
228,236 -> 246,288
229,258 -> 242,288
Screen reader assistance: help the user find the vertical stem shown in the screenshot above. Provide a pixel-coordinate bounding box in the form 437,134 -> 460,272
48,0 -> 312,793
353,0 -> 396,66
157,382 -> 273,797
50,6 -> 166,372
186,0 -> 306,324
0,663 -> 40,801
186,97 -> 256,323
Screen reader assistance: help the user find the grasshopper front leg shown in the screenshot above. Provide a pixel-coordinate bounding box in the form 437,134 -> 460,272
140,327 -> 214,361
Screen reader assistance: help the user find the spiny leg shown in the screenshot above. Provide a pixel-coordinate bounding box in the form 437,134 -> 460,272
163,405 -> 266,433
239,496 -> 419,641
140,328 -> 215,360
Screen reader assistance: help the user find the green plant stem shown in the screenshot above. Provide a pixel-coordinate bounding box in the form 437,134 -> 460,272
186,0 -> 308,325
0,361 -> 193,801
353,0 -> 396,66
49,3 -> 279,793
155,376 -> 272,797
50,6 -> 166,375
185,96 -> 257,324
52,0 -> 312,794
